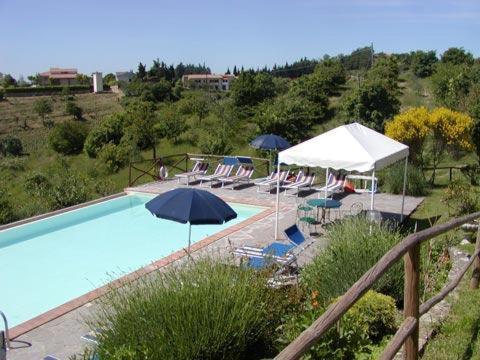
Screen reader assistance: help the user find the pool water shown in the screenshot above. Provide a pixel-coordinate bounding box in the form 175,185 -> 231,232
0,193 -> 264,328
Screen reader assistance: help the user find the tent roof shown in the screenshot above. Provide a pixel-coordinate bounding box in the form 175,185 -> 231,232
278,123 -> 409,172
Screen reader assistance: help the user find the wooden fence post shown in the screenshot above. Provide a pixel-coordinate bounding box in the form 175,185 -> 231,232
404,243 -> 420,360
470,225 -> 480,289
128,163 -> 132,187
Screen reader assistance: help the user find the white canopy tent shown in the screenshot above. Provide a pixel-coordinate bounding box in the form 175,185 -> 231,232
274,123 -> 409,238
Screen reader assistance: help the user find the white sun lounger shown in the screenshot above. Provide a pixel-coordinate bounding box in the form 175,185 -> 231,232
198,163 -> 234,187
219,165 -> 255,189
315,173 -> 346,198
255,170 -> 290,193
283,171 -> 316,197
175,161 -> 209,185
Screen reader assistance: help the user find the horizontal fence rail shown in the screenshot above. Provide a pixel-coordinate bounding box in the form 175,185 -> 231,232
275,211 -> 480,360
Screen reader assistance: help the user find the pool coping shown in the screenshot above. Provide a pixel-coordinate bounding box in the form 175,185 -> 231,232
8,188 -> 276,339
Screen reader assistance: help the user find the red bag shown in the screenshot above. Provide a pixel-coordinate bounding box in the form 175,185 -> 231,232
343,180 -> 355,193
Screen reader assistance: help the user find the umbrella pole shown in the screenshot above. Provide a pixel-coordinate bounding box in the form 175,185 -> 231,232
188,223 -> 192,254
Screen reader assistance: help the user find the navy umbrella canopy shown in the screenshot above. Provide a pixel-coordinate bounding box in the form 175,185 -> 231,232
250,134 -> 291,151
145,188 -> 237,252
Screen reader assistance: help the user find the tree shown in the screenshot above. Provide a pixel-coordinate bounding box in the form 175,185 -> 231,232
156,108 -> 188,144
65,100 -> 83,120
366,57 -> 400,94
2,74 -> 17,87
27,73 -> 42,85
230,72 -> 276,107
0,136 -> 23,156
49,121 -> 88,155
75,74 -> 91,85
33,98 -> 54,127
311,59 -> 347,94
254,96 -> 318,144
137,62 -> 147,81
150,80 -> 173,102
410,50 -> 437,77
124,101 -> 159,158
431,63 -> 471,109
385,107 -> 431,165
441,47 -> 474,66
342,81 -> 400,132
103,73 -> 116,86
84,113 -> 126,157
226,68 -> 231,75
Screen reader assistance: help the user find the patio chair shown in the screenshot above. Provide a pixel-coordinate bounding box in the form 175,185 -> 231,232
283,171 -> 316,197
255,169 -> 290,193
316,173 -> 346,198
219,157 -> 255,189
198,163 -> 235,187
175,161 -> 209,185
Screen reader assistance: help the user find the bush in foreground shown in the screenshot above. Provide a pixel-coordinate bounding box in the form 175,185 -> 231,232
276,290 -> 397,359
49,121 -> 88,155
90,260 -> 285,360
302,216 -> 404,304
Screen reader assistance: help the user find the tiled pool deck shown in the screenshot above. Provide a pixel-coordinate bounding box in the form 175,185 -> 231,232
6,179 -> 424,360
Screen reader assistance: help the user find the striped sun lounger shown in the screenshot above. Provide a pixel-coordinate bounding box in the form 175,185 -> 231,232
316,173 -> 346,198
219,165 -> 255,189
283,171 -> 316,197
255,170 -> 290,193
175,161 -> 209,185
198,163 -> 234,187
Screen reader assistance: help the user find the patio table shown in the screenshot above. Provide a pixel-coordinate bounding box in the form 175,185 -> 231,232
307,198 -> 342,223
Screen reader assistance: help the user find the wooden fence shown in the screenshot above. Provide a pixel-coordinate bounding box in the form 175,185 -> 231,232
275,211 -> 480,360
128,153 -> 270,187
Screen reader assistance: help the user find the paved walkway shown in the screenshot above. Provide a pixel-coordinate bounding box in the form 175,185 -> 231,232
7,179 -> 424,360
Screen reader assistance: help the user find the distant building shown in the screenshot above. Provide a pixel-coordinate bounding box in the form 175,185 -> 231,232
92,72 -> 103,93
182,74 -> 236,91
39,68 -> 78,86
115,71 -> 135,83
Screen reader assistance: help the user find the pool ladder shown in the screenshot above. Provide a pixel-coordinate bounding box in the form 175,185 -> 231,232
0,310 -> 10,355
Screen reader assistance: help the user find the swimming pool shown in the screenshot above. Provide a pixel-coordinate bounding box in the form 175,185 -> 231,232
0,193 -> 264,328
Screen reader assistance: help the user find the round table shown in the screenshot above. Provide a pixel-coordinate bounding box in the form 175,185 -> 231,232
307,198 -> 342,223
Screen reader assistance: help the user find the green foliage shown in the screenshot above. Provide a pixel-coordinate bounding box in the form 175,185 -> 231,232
276,291 -> 397,359
2,74 -> 17,87
410,50 -> 438,77
0,88 -> 4,101
156,107 -> 188,144
48,171 -> 88,209
65,100 -> 83,120
103,73 -> 116,86
0,135 -> 23,156
23,172 -> 52,197
123,80 -> 173,102
90,260 -> 281,360
123,100 -> 159,157
0,186 -> 17,225
339,46 -> 374,71
33,98 -> 54,128
0,157 -> 26,171
230,71 -> 276,107
198,129 -> 233,155
254,95 -> 321,144
442,180 -> 480,217
366,57 -> 400,93
431,63 -> 472,109
382,163 -> 429,196
97,141 -> 133,173
302,216 -> 404,304
84,113 -> 126,157
49,121 -> 88,155
4,85 -> 90,95
441,47 -> 475,66
342,81 -> 400,132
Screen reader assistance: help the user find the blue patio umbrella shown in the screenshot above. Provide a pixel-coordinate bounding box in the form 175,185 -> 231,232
250,134 -> 291,151
145,188 -> 237,253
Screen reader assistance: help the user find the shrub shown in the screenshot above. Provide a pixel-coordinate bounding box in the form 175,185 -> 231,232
90,260 -> 280,360
0,187 -> 17,225
302,216 -> 404,304
276,291 -> 397,359
442,180 -> 480,217
198,131 -> 233,155
4,85 -> 91,96
382,162 -> 429,196
97,142 -> 132,173
49,121 -> 88,155
23,172 -> 52,197
65,100 -> 83,120
48,172 -> 88,209
84,113 -> 125,157
0,88 -> 4,100
0,135 -> 23,156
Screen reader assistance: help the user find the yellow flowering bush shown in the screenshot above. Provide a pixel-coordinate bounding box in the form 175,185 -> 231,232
385,107 -> 431,164
429,107 -> 473,151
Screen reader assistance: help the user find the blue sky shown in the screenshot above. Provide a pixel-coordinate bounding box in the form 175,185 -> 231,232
1,0 -> 479,78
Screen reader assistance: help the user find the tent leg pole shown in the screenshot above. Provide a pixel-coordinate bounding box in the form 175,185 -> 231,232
274,161 -> 281,240
370,170 -> 375,211
401,157 -> 408,223
323,167 -> 329,200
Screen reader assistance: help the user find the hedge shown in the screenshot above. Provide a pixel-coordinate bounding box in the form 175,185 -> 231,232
3,85 -> 110,97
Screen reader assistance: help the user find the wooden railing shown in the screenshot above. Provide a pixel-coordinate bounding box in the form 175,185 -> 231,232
128,153 -> 270,187
422,164 -> 468,184
275,212 -> 480,360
